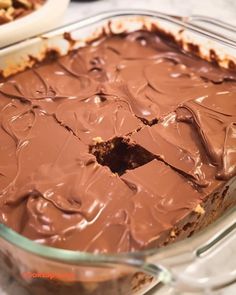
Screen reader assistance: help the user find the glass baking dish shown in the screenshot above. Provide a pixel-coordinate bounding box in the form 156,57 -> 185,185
0,10 -> 236,295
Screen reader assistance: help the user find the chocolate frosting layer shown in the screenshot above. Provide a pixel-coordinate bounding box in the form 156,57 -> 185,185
0,30 -> 236,253
130,113 -> 215,187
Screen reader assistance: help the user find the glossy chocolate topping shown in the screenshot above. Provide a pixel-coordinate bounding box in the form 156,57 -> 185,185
0,31 -> 236,253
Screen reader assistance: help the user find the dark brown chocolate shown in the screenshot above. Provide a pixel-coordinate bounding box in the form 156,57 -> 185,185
0,30 -> 236,253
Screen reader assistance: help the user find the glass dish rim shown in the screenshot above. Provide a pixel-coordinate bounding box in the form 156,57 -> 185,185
0,9 -> 235,267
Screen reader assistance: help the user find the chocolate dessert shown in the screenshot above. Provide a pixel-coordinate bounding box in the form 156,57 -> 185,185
0,0 -> 45,25
0,30 -> 236,253
0,27 -> 236,295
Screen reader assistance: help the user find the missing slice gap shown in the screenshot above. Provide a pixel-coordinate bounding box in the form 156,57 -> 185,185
89,137 -> 155,175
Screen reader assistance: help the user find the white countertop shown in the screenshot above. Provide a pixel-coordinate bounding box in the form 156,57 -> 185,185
0,1 -> 235,295
64,0 -> 236,25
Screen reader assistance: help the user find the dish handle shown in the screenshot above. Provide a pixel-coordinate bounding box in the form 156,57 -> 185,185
139,207 -> 236,294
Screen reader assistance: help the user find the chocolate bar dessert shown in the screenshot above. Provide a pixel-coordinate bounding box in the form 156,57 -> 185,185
0,0 -> 45,25
0,29 -> 236,253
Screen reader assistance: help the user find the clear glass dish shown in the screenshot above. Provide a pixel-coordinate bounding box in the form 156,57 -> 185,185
0,10 -> 235,295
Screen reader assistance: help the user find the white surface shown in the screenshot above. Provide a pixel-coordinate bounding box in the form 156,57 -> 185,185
63,0 -> 236,26
0,0 -> 70,47
0,0 -> 236,294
